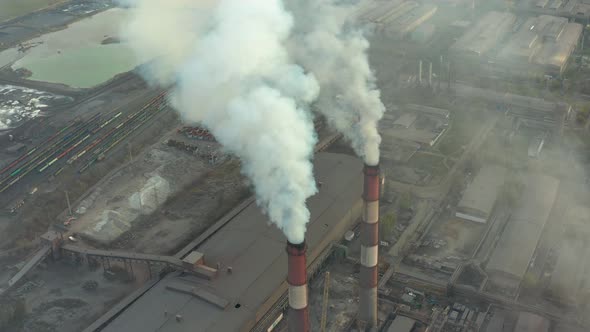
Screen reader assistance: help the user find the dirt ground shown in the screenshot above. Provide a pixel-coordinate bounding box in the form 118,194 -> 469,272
114,159 -> 249,255
61,124 -> 249,255
308,260 -> 360,332
0,96 -> 178,251
2,259 -> 147,332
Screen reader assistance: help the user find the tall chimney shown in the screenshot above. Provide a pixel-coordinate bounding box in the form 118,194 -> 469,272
428,62 -> 433,86
418,60 -> 423,85
287,241 -> 310,332
359,165 -> 380,328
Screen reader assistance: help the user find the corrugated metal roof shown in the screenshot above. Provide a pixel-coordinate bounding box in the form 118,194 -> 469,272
514,312 -> 550,332
451,11 -> 516,57
457,165 -> 506,221
486,174 -> 559,280
387,316 -> 415,332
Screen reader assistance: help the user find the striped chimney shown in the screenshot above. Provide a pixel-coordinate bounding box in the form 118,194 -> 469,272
287,241 -> 310,332
359,164 -> 380,328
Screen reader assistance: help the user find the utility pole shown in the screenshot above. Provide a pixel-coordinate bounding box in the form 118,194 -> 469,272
320,271 -> 331,332
65,190 -> 72,216
418,60 -> 423,85
128,143 -> 133,162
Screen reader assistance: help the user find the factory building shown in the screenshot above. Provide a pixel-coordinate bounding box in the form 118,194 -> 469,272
451,11 -> 582,78
454,85 -> 571,139
547,239 -> 590,305
381,104 -> 449,147
449,11 -> 516,61
386,315 -> 416,332
356,0 -> 438,39
546,206 -> 590,306
486,174 -> 559,290
497,15 -> 582,77
455,165 -> 506,224
86,153 -> 363,332
520,0 -> 590,20
514,312 -> 550,332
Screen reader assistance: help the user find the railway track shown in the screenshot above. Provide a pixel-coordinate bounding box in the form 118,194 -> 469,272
0,91 -> 168,194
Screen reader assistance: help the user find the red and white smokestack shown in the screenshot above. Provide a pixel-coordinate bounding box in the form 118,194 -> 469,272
360,164 -> 380,328
287,241 -> 310,332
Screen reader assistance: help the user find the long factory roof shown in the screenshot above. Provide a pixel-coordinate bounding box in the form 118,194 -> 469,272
498,15 -> 582,70
95,152 -> 364,332
486,174 -> 559,280
457,165 -> 506,221
450,11 -> 516,57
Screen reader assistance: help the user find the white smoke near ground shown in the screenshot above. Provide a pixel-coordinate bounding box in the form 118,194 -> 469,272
120,0 -> 319,244
285,0 -> 384,166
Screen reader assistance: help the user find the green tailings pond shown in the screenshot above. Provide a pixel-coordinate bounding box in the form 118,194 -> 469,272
17,44 -> 138,89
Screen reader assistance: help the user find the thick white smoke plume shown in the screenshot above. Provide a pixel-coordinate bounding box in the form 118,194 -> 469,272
120,0 -> 319,244
286,0 -> 384,166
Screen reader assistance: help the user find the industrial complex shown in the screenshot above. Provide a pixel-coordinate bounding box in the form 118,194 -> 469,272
2,1 -> 590,332
451,10 -> 583,77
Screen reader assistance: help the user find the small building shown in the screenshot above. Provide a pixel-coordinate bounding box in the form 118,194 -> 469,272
455,165 -> 506,224
182,251 -> 204,269
387,315 -> 415,332
514,312 -> 550,332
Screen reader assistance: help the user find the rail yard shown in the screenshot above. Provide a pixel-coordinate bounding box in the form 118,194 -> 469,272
0,92 -> 167,194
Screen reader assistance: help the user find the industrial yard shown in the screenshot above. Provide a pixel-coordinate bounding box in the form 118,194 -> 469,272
1,0 -> 590,332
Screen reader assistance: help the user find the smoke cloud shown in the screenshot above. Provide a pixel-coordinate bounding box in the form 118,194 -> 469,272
120,0 -> 319,244
285,0 -> 385,166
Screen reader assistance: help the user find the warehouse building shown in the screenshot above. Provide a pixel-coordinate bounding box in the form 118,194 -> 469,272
85,153 -> 364,332
455,165 -> 506,224
486,174 -> 559,290
547,205 -> 590,305
381,104 -> 449,147
520,0 -> 590,20
386,315 -> 416,332
454,85 -> 571,139
514,312 -> 550,332
449,11 -> 516,61
547,239 -> 590,305
357,0 -> 438,39
496,15 -> 582,77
